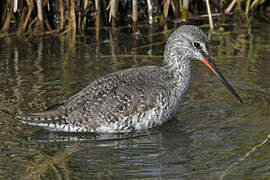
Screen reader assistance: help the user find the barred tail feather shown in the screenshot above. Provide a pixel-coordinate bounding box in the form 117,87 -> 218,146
18,107 -> 89,132
18,112 -> 85,132
18,103 -> 71,131
18,108 -> 66,126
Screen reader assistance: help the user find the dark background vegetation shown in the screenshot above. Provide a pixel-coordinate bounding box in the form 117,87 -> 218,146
0,0 -> 269,37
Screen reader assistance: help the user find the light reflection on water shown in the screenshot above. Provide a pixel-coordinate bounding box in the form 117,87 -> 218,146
0,20 -> 270,179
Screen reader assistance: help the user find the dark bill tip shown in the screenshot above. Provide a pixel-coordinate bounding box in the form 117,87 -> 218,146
201,56 -> 243,103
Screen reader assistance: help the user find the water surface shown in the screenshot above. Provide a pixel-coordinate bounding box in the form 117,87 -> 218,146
0,20 -> 270,179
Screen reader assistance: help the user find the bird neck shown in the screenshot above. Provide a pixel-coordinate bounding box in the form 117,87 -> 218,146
162,50 -> 192,84
161,52 -> 192,103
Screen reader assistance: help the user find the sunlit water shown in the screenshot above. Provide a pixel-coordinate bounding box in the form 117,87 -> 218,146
0,19 -> 270,179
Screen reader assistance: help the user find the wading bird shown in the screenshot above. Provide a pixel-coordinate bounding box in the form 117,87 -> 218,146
19,25 -> 242,133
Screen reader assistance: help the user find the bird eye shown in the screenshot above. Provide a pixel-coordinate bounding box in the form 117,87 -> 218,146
193,41 -> 201,49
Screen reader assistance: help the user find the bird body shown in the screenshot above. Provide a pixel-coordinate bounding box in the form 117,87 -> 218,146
20,65 -> 191,133
19,25 -> 242,133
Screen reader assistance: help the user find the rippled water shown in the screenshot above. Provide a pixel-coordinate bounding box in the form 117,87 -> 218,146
0,19 -> 270,179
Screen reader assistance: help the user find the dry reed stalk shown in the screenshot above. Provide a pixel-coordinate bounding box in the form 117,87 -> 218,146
225,0 -> 237,14
181,0 -> 189,20
58,0 -> 64,31
17,7 -> 27,34
147,0 -> 153,24
77,0 -> 82,33
70,0 -> 76,34
108,0 -> 119,27
36,0 -> 44,31
132,0 -> 139,34
23,0 -> 34,31
171,0 -> 180,18
163,0 -> 170,20
95,0 -> 101,28
205,0 -> 214,31
95,0 -> 101,41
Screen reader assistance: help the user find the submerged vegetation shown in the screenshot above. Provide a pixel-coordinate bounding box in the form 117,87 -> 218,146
0,0 -> 269,36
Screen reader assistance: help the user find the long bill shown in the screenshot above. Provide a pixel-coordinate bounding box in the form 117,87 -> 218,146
201,56 -> 243,103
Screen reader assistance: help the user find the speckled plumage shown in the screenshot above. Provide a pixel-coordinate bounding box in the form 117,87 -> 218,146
18,25 -> 211,133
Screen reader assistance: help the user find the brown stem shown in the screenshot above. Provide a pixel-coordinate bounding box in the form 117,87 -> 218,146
58,0 -> 64,30
108,0 -> 118,27
132,0 -> 139,34
163,0 -> 170,20
95,0 -> 101,40
36,0 -> 44,31
45,19 -> 52,31
95,0 -> 101,27
171,0 -> 180,18
23,0 -> 34,31
77,0 -> 82,33
17,7 -> 27,35
70,0 -> 77,37
1,12 -> 11,32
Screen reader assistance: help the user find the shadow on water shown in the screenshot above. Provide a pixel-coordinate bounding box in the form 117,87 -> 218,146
0,18 -> 270,179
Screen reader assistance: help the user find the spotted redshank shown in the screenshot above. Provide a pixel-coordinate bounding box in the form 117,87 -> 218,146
19,25 -> 242,133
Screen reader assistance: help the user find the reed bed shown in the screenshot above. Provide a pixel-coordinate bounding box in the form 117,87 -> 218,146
0,0 -> 268,36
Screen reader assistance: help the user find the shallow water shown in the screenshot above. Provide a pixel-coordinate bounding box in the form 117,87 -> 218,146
0,19 -> 270,179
